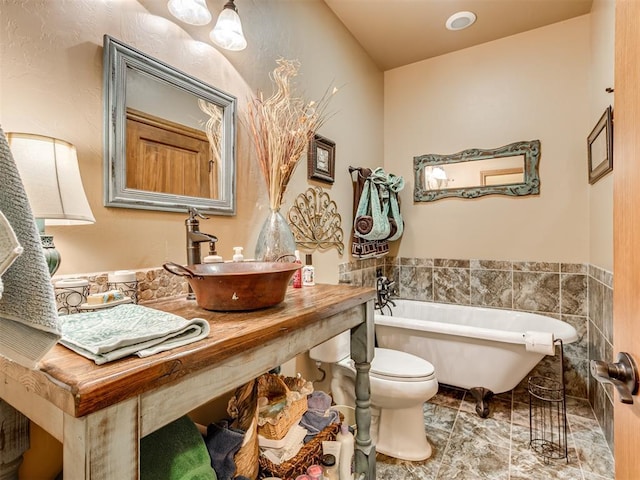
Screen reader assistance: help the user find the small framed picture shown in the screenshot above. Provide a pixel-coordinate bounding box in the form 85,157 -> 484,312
588,105 -> 613,185
308,134 -> 335,184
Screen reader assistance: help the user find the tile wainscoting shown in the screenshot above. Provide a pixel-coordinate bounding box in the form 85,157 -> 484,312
339,257 -> 614,453
588,264 -> 614,452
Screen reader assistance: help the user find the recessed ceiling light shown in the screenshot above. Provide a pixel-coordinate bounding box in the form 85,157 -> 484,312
445,11 -> 477,31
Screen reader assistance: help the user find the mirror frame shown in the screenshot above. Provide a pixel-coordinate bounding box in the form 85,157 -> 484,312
103,35 -> 237,215
413,139 -> 541,202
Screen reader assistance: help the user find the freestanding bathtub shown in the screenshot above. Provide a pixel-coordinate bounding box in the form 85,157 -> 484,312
375,299 -> 578,415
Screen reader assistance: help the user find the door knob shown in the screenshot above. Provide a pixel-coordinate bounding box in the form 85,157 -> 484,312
590,352 -> 639,404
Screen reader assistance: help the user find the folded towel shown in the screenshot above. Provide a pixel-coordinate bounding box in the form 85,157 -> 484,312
0,126 -> 60,368
259,424 -> 308,464
300,410 -> 340,443
307,390 -> 333,411
141,415 -> 217,480
204,420 -> 245,480
59,304 -> 210,364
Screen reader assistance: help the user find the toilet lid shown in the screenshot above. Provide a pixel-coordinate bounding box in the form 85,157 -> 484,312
370,348 -> 435,380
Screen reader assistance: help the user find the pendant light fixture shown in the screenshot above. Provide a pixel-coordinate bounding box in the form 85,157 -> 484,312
210,0 -> 247,51
167,0 -> 212,26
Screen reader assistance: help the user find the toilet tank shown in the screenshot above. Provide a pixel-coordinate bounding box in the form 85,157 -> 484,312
309,331 -> 350,363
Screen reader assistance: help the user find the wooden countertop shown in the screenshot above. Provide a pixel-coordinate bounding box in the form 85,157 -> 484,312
7,284 -> 374,418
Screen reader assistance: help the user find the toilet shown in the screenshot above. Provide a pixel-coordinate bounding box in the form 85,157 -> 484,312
309,332 -> 438,461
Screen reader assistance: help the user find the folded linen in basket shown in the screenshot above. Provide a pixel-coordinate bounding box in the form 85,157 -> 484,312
59,304 -> 210,364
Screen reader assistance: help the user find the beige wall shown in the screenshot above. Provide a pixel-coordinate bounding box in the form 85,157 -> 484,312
384,16 -> 591,264
0,0 -> 383,285
1,1 -> 382,478
588,0 -> 615,272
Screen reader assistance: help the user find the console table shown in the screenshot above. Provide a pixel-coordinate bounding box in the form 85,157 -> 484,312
0,284 -> 376,479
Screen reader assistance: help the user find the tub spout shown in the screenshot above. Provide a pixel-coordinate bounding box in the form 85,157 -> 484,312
375,275 -> 396,315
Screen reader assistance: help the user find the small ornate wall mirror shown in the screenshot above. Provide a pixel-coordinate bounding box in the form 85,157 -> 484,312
414,140 -> 541,202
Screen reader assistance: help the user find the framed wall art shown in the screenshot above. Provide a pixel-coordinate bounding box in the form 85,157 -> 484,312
308,134 -> 335,184
588,105 -> 613,185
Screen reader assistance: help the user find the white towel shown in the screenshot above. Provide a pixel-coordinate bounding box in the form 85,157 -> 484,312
523,331 -> 555,355
0,127 -> 60,368
59,304 -> 210,364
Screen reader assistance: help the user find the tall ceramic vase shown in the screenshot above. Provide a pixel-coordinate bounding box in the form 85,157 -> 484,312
255,208 -> 296,262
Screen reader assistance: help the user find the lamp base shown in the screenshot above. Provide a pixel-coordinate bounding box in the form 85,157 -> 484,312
40,234 -> 61,275
35,220 -> 60,275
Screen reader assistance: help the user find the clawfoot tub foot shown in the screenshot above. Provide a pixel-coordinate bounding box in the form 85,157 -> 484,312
469,387 -> 493,418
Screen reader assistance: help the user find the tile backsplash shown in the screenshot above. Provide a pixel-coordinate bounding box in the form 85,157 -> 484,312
340,256 -> 613,453
53,267 -> 188,307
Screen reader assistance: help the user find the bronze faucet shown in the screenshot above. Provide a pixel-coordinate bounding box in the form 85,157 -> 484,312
185,207 -> 218,299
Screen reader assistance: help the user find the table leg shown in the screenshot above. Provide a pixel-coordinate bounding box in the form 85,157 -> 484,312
351,299 -> 376,480
63,397 -> 139,479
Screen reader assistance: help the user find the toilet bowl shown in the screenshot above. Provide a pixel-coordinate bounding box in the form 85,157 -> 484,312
310,334 -> 438,461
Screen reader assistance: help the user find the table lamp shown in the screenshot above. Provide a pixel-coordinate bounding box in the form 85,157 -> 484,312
6,133 -> 95,275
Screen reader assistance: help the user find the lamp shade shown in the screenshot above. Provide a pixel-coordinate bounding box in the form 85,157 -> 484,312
167,0 -> 212,25
210,1 -> 247,51
6,133 -> 95,225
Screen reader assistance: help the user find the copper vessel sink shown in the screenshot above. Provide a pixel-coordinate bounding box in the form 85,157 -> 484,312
163,261 -> 302,311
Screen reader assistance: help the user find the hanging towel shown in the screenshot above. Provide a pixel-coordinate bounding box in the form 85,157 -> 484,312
350,167 -> 388,259
204,420 -> 246,480
385,172 -> 405,241
0,126 -> 61,368
354,168 -> 391,241
59,303 -> 210,364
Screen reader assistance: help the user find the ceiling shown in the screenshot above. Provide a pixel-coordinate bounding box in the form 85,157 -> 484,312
323,0 -> 593,71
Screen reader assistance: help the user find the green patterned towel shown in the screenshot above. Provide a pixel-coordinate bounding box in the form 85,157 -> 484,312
60,304 -> 210,364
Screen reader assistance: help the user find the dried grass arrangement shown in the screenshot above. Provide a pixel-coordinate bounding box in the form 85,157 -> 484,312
247,59 -> 336,210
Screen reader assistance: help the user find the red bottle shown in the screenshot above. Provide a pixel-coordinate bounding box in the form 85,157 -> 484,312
292,250 -> 302,288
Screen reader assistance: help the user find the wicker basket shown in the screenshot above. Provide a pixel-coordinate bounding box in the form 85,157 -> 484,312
228,379 -> 260,480
258,419 -> 341,480
257,374 -> 311,441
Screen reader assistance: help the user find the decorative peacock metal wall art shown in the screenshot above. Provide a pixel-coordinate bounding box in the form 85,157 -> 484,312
287,186 -> 344,254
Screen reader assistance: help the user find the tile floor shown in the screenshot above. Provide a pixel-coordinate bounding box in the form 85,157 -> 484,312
376,385 -> 614,480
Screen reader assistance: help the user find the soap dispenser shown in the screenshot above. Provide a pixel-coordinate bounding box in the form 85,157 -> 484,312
232,247 -> 244,262
302,254 -> 315,286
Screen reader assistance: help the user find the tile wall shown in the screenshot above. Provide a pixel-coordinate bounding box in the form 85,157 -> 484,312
588,265 -> 614,452
339,256 -> 613,452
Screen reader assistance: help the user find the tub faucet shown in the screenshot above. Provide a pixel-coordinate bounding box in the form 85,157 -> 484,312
375,274 -> 396,315
185,207 -> 218,299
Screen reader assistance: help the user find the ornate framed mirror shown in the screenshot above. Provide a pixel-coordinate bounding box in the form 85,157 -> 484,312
413,140 -> 541,202
103,35 -> 237,215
